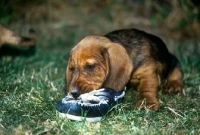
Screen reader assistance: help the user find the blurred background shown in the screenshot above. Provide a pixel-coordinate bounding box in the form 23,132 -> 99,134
0,0 -> 200,52
1,1 -> 200,134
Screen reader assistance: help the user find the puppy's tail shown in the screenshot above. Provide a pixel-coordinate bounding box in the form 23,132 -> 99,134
0,25 -> 36,47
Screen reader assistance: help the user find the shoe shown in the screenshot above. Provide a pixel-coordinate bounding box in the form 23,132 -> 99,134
56,88 -> 125,122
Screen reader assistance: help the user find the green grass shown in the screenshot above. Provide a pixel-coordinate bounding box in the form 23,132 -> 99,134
0,33 -> 200,135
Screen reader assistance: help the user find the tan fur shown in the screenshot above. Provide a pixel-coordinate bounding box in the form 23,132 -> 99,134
66,36 -> 133,94
0,24 -> 36,47
66,29 -> 184,111
130,60 -> 161,110
163,64 -> 184,94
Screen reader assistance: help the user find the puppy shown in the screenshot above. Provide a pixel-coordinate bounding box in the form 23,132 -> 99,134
0,24 -> 36,47
66,29 -> 184,111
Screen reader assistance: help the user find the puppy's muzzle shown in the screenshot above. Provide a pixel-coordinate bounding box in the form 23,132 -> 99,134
70,88 -> 80,98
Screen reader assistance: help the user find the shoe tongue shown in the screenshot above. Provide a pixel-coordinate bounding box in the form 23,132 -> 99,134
78,88 -> 126,102
79,89 -> 110,102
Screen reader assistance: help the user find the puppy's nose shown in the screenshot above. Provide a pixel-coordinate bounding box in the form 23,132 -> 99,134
70,89 -> 80,98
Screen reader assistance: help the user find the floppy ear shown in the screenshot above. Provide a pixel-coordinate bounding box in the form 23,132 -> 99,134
66,56 -> 72,93
102,43 -> 133,91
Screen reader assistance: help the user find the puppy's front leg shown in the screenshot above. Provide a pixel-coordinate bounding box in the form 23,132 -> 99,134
134,67 -> 160,111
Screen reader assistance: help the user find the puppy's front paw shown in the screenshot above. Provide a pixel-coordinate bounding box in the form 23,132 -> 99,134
135,99 -> 160,111
163,80 -> 184,94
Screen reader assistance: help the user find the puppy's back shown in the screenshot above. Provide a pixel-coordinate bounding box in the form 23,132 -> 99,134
104,28 -> 171,77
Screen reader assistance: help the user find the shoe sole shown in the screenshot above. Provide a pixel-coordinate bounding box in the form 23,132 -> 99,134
57,111 -> 104,122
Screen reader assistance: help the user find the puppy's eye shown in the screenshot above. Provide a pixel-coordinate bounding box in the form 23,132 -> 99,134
85,64 -> 95,71
69,67 -> 75,72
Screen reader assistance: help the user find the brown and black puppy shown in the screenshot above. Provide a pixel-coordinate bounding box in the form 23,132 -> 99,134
66,29 -> 184,111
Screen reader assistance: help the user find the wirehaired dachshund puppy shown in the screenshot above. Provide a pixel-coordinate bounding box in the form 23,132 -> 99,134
66,29 -> 184,111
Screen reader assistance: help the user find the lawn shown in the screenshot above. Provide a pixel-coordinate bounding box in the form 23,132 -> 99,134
0,27 -> 200,135
0,1 -> 200,134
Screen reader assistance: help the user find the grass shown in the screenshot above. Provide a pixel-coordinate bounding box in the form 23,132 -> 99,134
0,29 -> 200,135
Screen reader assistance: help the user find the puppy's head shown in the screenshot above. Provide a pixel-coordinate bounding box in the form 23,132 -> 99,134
66,36 -> 133,98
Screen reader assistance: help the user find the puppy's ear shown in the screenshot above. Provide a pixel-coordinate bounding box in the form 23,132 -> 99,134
66,57 -> 72,93
102,43 -> 133,91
